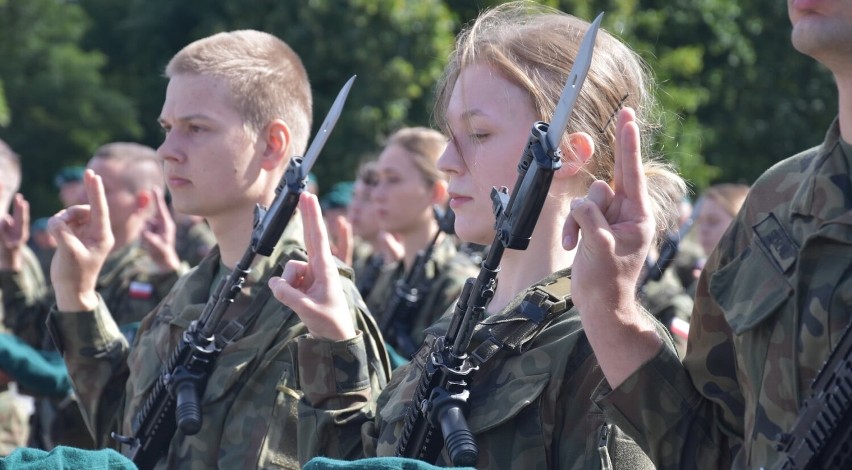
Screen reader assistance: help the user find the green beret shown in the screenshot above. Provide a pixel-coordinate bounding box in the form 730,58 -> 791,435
304,456 -> 475,470
0,446 -> 136,469
31,217 -> 50,233
320,181 -> 354,211
53,166 -> 85,189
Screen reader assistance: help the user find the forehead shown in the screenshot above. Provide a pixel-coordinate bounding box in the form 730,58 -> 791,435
376,143 -> 418,171
160,73 -> 240,121
446,63 -> 533,121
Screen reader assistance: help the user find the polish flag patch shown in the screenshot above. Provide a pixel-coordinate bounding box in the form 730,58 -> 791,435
129,281 -> 154,300
670,317 -> 690,340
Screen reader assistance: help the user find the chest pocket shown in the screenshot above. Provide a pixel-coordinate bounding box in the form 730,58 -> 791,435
466,372 -> 550,434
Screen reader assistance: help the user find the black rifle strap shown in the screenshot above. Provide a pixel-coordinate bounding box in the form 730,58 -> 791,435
470,276 -> 573,367
214,263 -> 285,346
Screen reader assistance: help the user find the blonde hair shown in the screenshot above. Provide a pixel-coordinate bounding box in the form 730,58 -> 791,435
385,127 -> 447,186
166,30 -> 313,158
434,1 -> 685,234
704,183 -> 749,217
92,142 -> 164,194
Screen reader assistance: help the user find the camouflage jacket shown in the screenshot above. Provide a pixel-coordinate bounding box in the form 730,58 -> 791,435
175,218 -> 216,267
0,244 -> 47,338
47,216 -> 390,469
596,118 -> 852,469
365,235 -> 476,354
297,268 -> 657,470
2,242 -> 179,347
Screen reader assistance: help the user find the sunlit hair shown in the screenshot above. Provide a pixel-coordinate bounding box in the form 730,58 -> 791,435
0,138 -> 21,210
92,142 -> 164,194
434,1 -> 685,234
166,30 -> 313,159
704,183 -> 750,217
385,127 -> 448,187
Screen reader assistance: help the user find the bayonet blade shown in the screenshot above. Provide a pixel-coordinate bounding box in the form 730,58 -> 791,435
545,13 -> 603,151
300,75 -> 356,174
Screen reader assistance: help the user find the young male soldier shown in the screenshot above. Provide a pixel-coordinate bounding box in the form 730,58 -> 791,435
564,1 -> 852,468
46,30 -> 389,469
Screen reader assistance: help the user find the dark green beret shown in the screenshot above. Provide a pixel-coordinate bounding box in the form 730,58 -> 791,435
53,166 -> 86,189
320,181 -> 355,211
0,446 -> 136,469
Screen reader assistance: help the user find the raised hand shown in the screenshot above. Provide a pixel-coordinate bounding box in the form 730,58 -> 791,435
326,212 -> 354,267
375,230 -> 404,264
0,193 -> 31,271
563,107 -> 656,312
268,192 -> 356,341
562,108 -> 662,387
48,170 -> 115,312
141,187 -> 181,273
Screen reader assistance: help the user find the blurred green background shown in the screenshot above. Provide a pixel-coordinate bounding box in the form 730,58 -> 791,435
0,0 -> 836,218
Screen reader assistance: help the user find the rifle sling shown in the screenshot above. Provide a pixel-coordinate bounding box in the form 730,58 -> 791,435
470,276 -> 573,367
213,264 -> 284,347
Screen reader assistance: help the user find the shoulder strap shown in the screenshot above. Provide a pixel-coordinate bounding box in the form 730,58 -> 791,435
470,276 -> 573,367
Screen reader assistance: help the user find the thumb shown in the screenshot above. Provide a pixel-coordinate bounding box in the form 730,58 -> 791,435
268,276 -> 309,312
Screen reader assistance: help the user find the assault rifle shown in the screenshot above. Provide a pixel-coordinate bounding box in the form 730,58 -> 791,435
637,197 -> 702,292
379,206 -> 456,358
774,317 -> 852,470
394,14 -> 601,466
111,76 -> 356,469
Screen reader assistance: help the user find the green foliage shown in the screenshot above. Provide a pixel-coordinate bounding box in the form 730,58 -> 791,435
0,0 -> 140,216
79,0 -> 457,191
3,0 -> 838,217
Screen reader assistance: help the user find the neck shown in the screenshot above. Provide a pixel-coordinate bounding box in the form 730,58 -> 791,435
486,203 -> 574,315
836,72 -> 852,142
110,220 -> 139,253
206,207 -> 257,269
400,219 -> 439,272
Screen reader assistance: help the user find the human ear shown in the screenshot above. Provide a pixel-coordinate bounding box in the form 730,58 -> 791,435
260,119 -> 292,171
556,132 -> 594,178
431,179 -> 449,205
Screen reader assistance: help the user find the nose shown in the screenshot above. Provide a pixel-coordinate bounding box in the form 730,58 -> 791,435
372,180 -> 388,202
157,132 -> 184,164
437,139 -> 464,177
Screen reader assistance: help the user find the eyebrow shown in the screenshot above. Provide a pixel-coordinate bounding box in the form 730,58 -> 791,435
157,114 -> 215,127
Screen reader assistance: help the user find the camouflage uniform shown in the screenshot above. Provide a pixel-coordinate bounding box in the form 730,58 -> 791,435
639,269 -> 693,358
0,387 -> 29,456
595,119 -> 852,469
46,216 -> 390,469
297,268 -> 659,470
174,218 -> 216,267
2,242 -> 179,347
365,235 -> 476,357
1,242 -> 180,450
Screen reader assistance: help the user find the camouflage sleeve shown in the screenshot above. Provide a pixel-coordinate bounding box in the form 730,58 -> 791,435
46,297 -> 130,446
594,256 -> 743,469
296,332 -> 377,464
0,268 -> 52,346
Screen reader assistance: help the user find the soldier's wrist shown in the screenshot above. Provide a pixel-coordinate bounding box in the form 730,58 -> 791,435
54,288 -> 99,312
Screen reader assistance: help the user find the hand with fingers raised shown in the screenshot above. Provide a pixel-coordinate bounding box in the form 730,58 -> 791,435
562,108 -> 663,388
268,192 -> 357,342
48,170 -> 115,312
141,187 -> 182,273
0,193 -> 32,271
